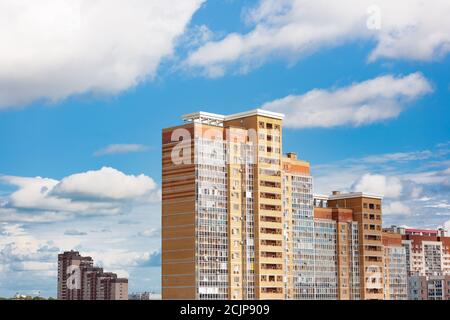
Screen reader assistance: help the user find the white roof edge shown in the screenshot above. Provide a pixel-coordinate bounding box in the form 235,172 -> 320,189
182,111 -> 225,121
225,109 -> 285,121
328,192 -> 383,200
181,109 -> 285,123
314,194 -> 329,199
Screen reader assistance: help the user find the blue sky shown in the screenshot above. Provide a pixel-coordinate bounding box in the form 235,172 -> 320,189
1,0 -> 450,298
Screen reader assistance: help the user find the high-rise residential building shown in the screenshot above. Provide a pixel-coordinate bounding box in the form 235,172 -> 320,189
58,250 -> 94,300
57,251 -> 128,300
326,192 -> 385,300
162,109 -> 288,300
385,226 -> 450,300
282,152 -> 314,299
382,231 -> 408,300
312,194 -> 409,300
162,109 -> 403,300
408,275 -> 450,300
312,205 -> 360,300
384,226 -> 450,277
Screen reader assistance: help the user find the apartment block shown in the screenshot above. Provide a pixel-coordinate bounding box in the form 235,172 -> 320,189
282,152 -> 314,299
162,109 -> 289,300
312,206 -> 360,300
162,109 -> 405,300
326,192 -> 385,300
58,250 -> 94,300
408,275 -> 450,300
385,226 -> 450,277
385,226 -> 450,300
57,251 -> 128,300
382,231 -> 408,300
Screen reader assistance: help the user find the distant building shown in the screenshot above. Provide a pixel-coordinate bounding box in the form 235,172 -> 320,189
408,275 -> 450,300
57,251 -> 128,300
129,292 -> 162,300
311,196 -> 409,301
312,204 -> 360,300
386,226 -> 450,300
382,231 -> 408,300
325,192 -> 386,300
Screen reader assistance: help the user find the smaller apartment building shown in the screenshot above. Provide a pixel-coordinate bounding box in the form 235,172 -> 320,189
313,206 -> 360,300
58,251 -> 128,300
313,193 -> 407,300
385,226 -> 450,300
408,275 -> 450,300
382,232 -> 408,300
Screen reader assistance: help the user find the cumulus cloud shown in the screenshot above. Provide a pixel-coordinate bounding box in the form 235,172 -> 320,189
51,167 -> 157,201
0,0 -> 204,109
94,144 -> 149,157
261,73 -> 432,128
383,201 -> 412,215
0,167 -> 159,222
352,173 -> 403,198
84,249 -> 153,269
0,224 -> 59,273
187,0 -> 450,75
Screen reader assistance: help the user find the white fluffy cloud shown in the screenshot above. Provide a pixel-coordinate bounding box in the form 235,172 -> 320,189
187,0 -> 450,75
0,167 -> 159,222
83,249 -> 151,269
0,0 -> 204,109
0,224 -> 59,273
261,73 -> 432,128
383,201 -> 412,216
51,167 -> 157,201
352,173 -> 403,198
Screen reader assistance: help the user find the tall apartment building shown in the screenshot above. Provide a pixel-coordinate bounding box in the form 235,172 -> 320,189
58,251 -> 128,300
384,226 -> 450,277
385,226 -> 450,300
312,206 -> 360,300
407,275 -> 450,300
282,153 -> 314,299
312,194 -> 409,300
382,231 -> 408,300
162,109 -> 402,300
162,109 -> 291,300
326,192 -> 385,300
